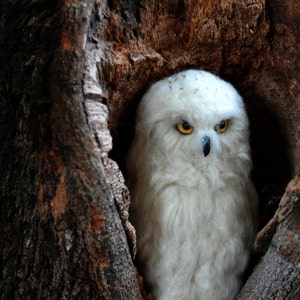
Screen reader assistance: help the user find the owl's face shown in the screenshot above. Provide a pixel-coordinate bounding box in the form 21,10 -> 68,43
134,70 -> 251,178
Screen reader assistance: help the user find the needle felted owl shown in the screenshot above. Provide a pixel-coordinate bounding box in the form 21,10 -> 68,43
126,69 -> 258,300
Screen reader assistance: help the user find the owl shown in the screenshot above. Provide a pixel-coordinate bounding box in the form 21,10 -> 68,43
126,70 -> 258,300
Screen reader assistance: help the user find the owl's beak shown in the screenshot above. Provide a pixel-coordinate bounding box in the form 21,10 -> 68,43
202,135 -> 211,157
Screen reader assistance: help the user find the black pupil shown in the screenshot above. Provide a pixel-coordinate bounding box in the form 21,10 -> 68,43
182,122 -> 190,130
219,121 -> 226,129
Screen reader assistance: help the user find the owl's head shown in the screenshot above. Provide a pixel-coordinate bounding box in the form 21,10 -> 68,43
132,70 -> 252,180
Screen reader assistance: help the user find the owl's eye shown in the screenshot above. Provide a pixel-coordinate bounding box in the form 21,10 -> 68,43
215,120 -> 229,133
176,121 -> 193,135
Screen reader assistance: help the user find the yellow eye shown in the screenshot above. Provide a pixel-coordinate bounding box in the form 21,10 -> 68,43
176,121 -> 193,135
215,120 -> 229,133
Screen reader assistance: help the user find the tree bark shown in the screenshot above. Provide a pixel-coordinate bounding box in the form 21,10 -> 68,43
0,0 -> 299,299
0,1 -> 142,298
237,175 -> 300,300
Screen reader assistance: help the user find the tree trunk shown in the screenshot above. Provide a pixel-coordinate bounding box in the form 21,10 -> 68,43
237,175 -> 300,300
0,0 -> 299,299
0,1 -> 142,298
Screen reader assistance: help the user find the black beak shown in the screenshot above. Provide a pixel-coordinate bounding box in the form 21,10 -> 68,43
202,135 -> 211,157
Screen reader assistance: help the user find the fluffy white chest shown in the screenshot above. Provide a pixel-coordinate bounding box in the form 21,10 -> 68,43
133,181 -> 253,300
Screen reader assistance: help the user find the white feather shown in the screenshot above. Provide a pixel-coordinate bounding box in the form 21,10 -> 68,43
126,70 -> 258,300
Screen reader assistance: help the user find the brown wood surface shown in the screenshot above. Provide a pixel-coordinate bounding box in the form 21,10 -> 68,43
0,0 -> 299,298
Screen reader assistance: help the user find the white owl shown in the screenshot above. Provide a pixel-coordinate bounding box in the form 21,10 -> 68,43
126,70 -> 258,300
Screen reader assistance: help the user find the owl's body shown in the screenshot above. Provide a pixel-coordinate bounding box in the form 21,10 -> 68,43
126,70 -> 258,300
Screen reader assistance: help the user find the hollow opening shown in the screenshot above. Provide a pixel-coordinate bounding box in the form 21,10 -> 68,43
246,94 -> 293,226
108,72 -> 295,293
109,79 -> 294,230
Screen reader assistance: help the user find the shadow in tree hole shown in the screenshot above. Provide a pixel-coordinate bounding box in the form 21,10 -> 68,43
109,90 -> 144,177
246,94 -> 293,228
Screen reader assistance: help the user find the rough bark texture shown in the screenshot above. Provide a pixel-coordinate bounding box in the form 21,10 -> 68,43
0,0 -> 142,298
0,0 -> 299,299
237,175 -> 300,300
